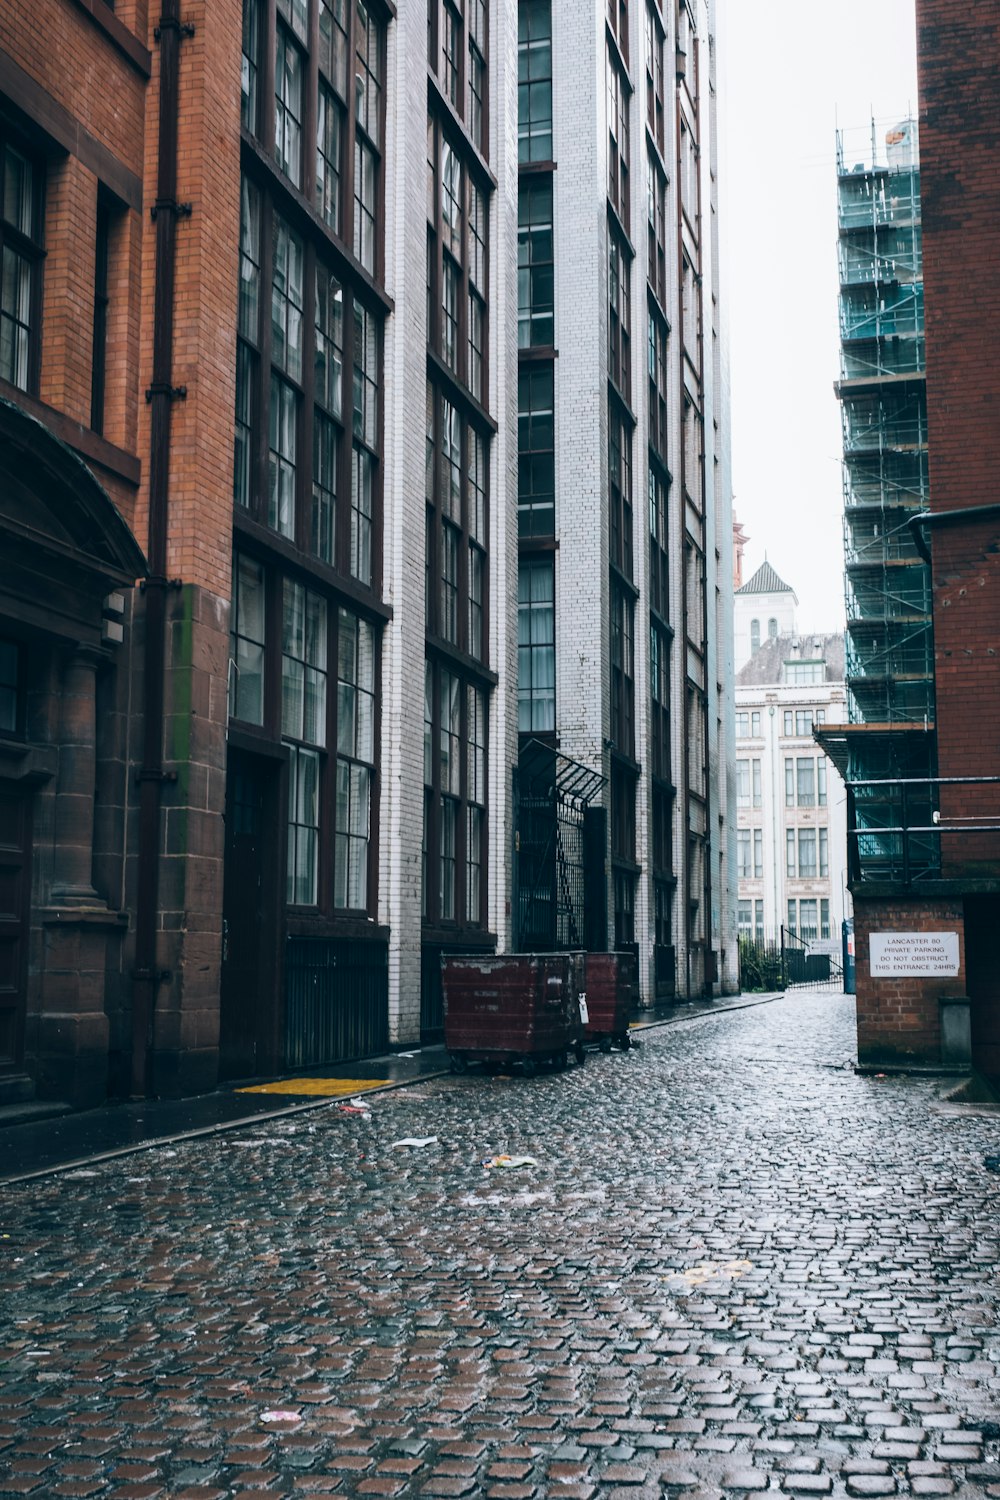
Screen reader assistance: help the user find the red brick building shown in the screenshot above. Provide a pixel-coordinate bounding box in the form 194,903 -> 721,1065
825,1 -> 1000,1080
0,0 -> 243,1107
1,0 -> 530,1111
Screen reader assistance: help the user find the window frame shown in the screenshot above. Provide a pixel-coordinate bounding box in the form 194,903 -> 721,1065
0,133 -> 45,395
517,358 -> 555,537
518,0 -> 553,164
518,554 -> 556,735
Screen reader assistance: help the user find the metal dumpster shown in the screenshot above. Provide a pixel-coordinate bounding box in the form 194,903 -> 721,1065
442,952 -> 587,1076
582,951 -> 637,1051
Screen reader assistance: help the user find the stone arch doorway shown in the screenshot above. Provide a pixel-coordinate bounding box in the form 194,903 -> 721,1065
0,396 -> 146,1105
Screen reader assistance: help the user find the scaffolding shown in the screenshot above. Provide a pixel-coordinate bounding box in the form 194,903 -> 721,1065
835,119 -> 934,736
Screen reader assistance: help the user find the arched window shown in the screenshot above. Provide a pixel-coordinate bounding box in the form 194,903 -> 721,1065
768,617 -> 778,639
750,618 -> 760,653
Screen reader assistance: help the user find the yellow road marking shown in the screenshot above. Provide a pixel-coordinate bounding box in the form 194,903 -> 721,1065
236,1078 -> 386,1097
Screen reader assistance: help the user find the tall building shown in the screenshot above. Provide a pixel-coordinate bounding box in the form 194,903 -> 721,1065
0,0 -> 737,1111
822,21 -> 1000,1081
514,0 -> 737,1000
732,564 -> 850,954
0,0 -> 520,1107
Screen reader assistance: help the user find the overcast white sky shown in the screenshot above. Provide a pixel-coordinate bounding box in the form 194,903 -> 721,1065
718,0 -> 919,633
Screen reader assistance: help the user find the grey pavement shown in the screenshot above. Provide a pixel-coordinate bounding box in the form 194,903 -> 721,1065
2,990 -> 999,1499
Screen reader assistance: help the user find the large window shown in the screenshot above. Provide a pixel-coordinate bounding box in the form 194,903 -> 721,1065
0,138 -> 43,394
518,0 -> 553,163
335,607 -> 375,909
423,660 -> 489,929
608,0 -> 628,60
441,1 -> 461,108
785,660 -> 826,686
229,553 -> 380,912
351,301 -> 379,584
647,302 -> 668,459
242,0 -> 385,262
650,618 -> 670,781
518,177 -> 554,348
518,361 -> 554,537
283,579 -> 327,905
606,48 -> 629,229
610,580 -> 635,758
608,227 -> 631,400
426,387 -> 490,659
429,0 -> 489,155
91,198 -> 111,433
236,166 -> 383,580
467,685 -> 487,922
609,403 -> 633,579
649,467 -> 669,619
230,555 -> 267,725
645,3 -> 664,150
614,867 -> 635,950
612,764 -> 637,866
791,828 -> 817,878
242,0 -> 261,131
784,756 -> 829,808
232,1 -> 388,933
788,899 -> 829,942
427,118 -> 490,403
353,3 -> 383,273
313,263 -> 344,562
467,0 -> 487,154
316,82 -> 343,234
518,557 -> 555,733
274,0 -> 306,187
647,153 -> 667,307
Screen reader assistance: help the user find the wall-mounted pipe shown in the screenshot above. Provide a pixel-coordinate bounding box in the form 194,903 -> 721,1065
130,1 -> 193,1098
907,503 -> 1000,565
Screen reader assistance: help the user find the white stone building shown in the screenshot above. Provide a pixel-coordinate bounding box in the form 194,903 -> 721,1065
733,565 -> 851,954
514,0 -> 737,1000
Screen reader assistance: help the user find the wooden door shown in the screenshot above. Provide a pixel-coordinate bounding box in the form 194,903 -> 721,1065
0,787 -> 31,1072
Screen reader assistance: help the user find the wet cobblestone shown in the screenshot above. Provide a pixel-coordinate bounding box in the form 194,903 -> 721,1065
1,993 -> 999,1496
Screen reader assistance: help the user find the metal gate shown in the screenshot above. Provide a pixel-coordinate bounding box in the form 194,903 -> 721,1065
284,936 -> 389,1066
738,927 -> 845,994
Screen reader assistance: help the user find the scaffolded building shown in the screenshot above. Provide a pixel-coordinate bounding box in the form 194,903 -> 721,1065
824,119 -> 936,879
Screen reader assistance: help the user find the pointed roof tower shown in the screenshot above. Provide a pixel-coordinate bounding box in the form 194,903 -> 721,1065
736,559 -> 797,598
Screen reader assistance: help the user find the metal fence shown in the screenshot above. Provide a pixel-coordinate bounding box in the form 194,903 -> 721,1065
738,928 -> 844,994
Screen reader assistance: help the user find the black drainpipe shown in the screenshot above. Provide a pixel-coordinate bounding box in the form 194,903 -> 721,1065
130,1 -> 193,1098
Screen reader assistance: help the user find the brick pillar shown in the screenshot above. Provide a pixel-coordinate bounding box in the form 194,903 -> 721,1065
50,648 -> 103,906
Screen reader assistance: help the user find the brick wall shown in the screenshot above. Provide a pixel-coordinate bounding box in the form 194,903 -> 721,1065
853,895 -> 966,1067
917,2 -> 1000,853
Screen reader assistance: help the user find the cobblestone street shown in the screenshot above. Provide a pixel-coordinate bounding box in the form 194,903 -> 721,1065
2,992 -> 999,1499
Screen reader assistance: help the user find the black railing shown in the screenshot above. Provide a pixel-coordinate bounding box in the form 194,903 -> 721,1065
846,775 -> 1000,886
739,928 -> 844,994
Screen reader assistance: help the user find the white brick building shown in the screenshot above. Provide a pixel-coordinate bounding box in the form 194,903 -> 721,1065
515,0 -> 737,998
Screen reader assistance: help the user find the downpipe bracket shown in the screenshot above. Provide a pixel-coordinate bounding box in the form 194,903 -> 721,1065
154,18 -> 195,40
